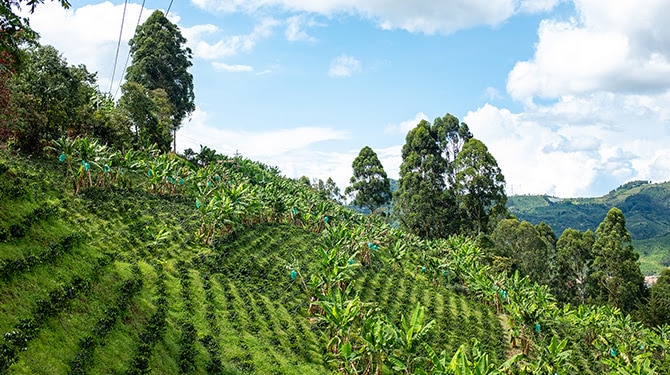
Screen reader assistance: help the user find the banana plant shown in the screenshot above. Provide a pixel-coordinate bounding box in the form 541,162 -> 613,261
389,303 -> 435,375
520,336 -> 575,375
71,137 -> 105,194
358,314 -> 397,375
46,135 -> 76,180
316,286 -> 362,355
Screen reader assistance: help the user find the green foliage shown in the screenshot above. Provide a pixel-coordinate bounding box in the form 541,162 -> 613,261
345,146 -> 391,213
126,10 -> 194,137
1,0 -> 71,72
315,177 -> 344,204
1,145 -> 669,374
117,82 -> 174,152
6,45 -> 98,154
491,219 -> 554,285
453,138 -> 507,235
553,228 -> 594,305
642,268 -> 670,327
395,119 -> 453,239
590,208 -> 646,314
507,182 -> 670,275
395,114 -> 505,239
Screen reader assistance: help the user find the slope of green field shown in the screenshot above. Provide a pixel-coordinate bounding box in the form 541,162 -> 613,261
0,152 -> 505,374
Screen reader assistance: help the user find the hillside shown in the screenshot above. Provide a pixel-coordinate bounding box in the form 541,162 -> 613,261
1,147 -> 669,374
0,150 -> 506,374
507,180 -> 670,274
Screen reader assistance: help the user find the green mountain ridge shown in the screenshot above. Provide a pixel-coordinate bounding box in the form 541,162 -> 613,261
507,180 -> 670,274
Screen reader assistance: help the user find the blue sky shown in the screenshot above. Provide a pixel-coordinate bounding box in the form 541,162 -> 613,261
25,0 -> 670,197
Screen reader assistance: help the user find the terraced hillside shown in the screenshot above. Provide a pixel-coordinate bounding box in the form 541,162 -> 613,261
0,152 -> 506,374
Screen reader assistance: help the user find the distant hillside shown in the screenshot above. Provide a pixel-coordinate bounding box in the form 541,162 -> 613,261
507,180 -> 670,274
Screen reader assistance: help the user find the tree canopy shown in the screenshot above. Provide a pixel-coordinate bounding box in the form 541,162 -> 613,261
345,146 -> 391,213
5,45 -> 97,153
453,138 -> 506,234
553,228 -> 594,305
394,114 -> 505,238
395,119 -> 452,238
491,219 -> 554,285
589,207 -> 646,313
643,268 -> 670,327
126,10 -> 194,151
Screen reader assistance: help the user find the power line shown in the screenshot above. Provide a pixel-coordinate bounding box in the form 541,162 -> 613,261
108,0 -> 129,94
165,0 -> 174,17
112,0 -> 146,99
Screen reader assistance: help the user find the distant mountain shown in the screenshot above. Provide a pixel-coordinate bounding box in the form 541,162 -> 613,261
507,180 -> 670,274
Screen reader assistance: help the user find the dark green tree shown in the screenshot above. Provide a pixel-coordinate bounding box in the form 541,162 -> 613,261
491,219 -> 554,285
643,268 -> 670,327
7,44 -> 97,153
553,228 -> 594,305
432,113 -> 472,186
452,138 -> 507,234
535,222 -> 557,250
589,207 -> 646,313
395,113 -> 503,238
298,176 -> 311,186
316,177 -> 343,203
126,10 -> 194,152
394,119 -> 451,238
117,81 -> 173,151
345,146 -> 391,213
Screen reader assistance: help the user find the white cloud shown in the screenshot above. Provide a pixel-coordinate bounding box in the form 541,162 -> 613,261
494,0 -> 670,196
507,1 -> 670,102
464,94 -> 670,197
178,111 -> 349,157
285,15 -> 318,42
384,112 -> 429,134
183,18 -> 279,60
25,2 -> 276,95
328,54 -> 361,77
177,107 -> 354,190
191,0 -> 555,35
212,62 -> 254,72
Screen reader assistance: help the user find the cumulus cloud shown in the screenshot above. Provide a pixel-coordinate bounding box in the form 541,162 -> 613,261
492,0 -> 670,196
24,1 -> 273,93
328,54 -> 361,77
507,0 -> 670,102
384,112 -> 429,134
191,0 -> 555,35
464,94 -> 670,197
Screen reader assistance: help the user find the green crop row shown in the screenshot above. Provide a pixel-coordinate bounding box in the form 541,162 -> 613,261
67,263 -> 143,374
0,201 -> 60,243
0,232 -> 82,282
126,262 -> 169,375
0,255 -> 110,372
